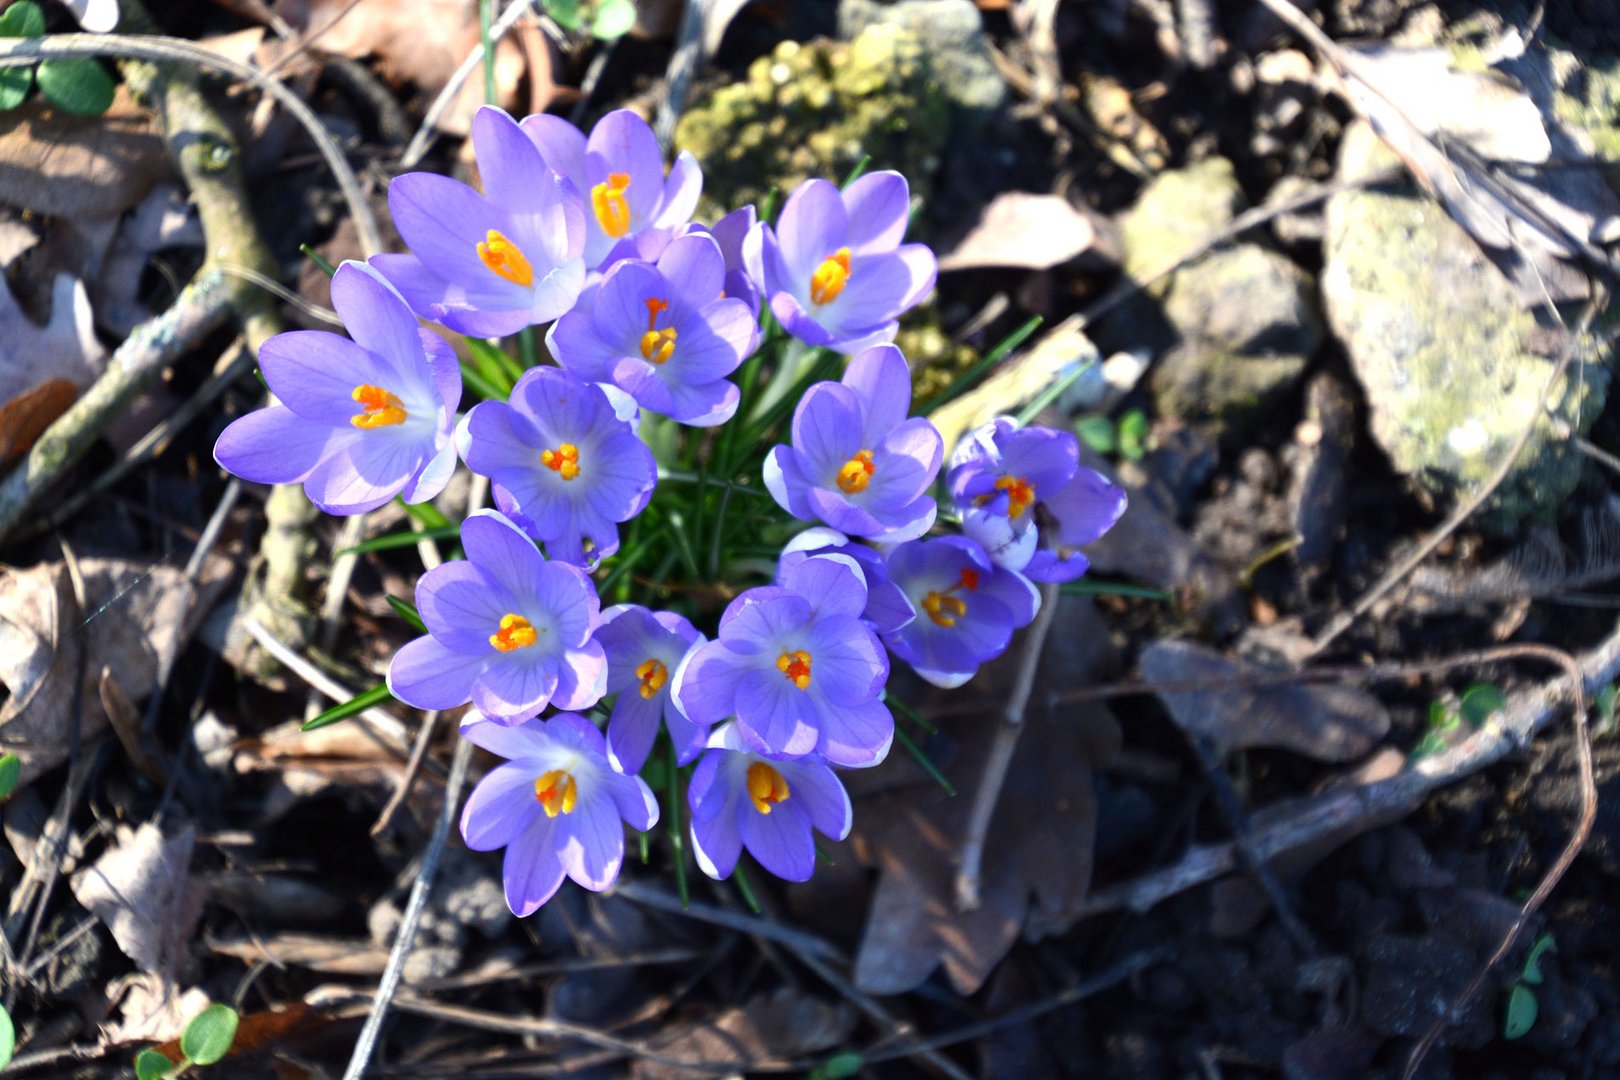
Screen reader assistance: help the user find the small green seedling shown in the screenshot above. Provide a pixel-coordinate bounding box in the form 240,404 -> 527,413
135,1003 -> 239,1077
1074,407 -> 1148,461
543,0 -> 637,39
1410,682 -> 1504,761
1595,683 -> 1617,739
807,1050 -> 864,1080
0,2 -> 116,115
0,751 -> 20,800
1504,932 -> 1557,1040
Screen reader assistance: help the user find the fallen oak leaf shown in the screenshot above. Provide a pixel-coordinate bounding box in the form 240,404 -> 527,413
938,191 -> 1113,272
70,822 -> 203,974
0,377 -> 76,467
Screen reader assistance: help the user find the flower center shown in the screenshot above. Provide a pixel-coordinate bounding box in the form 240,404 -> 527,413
636,657 -> 668,699
591,172 -> 633,237
476,229 -> 534,287
921,567 -> 981,629
639,297 -> 677,364
541,443 -> 580,480
836,449 -> 876,494
775,649 -> 812,690
350,384 -> 407,429
809,246 -> 851,306
746,761 -> 791,815
534,769 -> 578,818
995,475 -> 1036,520
489,613 -> 539,652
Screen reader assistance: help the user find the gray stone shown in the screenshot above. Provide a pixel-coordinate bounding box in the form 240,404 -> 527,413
1119,157 -> 1322,439
838,0 -> 1005,117
1323,121 -> 1608,534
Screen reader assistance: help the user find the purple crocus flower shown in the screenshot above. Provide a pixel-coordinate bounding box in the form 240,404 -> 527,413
687,722 -> 852,882
547,233 -> 758,427
673,553 -> 893,767
778,527 -> 914,636
388,510 -> 607,722
460,711 -> 658,916
215,262 -> 459,515
594,604 -> 707,773
462,367 -> 657,566
764,343 -> 942,543
882,536 -> 1039,688
371,106 -> 585,338
743,171 -> 935,354
705,205 -> 761,315
519,108 -> 702,270
949,418 -> 1126,582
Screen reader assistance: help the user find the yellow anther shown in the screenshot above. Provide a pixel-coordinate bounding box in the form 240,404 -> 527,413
746,761 -> 791,814
476,229 -> 534,287
836,449 -> 876,494
489,613 -> 539,652
809,246 -> 851,306
921,591 -> 968,628
636,657 -> 669,699
995,475 -> 1036,520
541,443 -> 580,480
775,649 -> 813,690
591,172 -> 633,237
639,297 -> 677,363
534,769 -> 578,817
350,384 -> 407,429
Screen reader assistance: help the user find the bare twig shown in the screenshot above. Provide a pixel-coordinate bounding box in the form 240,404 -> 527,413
240,617 -> 410,755
371,711 -> 442,836
341,737 -> 474,1080
654,0 -> 706,148
956,581 -> 1062,911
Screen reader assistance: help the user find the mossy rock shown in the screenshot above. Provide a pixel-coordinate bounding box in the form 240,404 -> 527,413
898,312 -> 979,403
1323,122 -> 1608,533
675,26 -> 951,220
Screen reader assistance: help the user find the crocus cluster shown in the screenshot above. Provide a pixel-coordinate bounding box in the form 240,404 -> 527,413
212,103 -> 1127,915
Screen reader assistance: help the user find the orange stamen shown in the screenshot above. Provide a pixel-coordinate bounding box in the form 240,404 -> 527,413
534,769 -> 578,817
809,246 -> 851,305
541,443 -> 580,480
775,649 -> 812,690
636,657 -> 669,699
836,449 -> 876,494
489,613 -> 539,652
350,384 -> 407,429
591,172 -> 633,237
477,229 -> 534,287
746,761 -> 791,814
639,297 -> 677,364
995,475 -> 1036,520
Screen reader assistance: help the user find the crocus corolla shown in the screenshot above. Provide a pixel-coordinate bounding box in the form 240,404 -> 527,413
548,233 -> 758,426
371,106 -> 585,337
687,722 -> 851,882
214,261 -> 459,515
462,367 -> 658,566
673,553 -> 893,767
765,343 -> 942,543
778,527 -> 914,636
388,511 -> 607,722
743,171 -> 935,354
594,605 -> 707,773
881,536 -> 1039,688
460,712 -> 658,916
519,108 -> 702,270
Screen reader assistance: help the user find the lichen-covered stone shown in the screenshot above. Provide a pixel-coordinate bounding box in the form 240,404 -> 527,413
674,27 -> 951,220
898,312 -> 979,403
1323,121 -> 1608,533
1551,50 -> 1620,188
838,0 -> 1005,118
1118,157 -> 1321,439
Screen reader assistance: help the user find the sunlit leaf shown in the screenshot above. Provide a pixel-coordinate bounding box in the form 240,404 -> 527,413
301,683 -> 392,732
1504,983 -> 1538,1039
134,1048 -> 174,1080
180,1003 -> 239,1066
1459,682 -> 1507,727
37,58 -> 116,116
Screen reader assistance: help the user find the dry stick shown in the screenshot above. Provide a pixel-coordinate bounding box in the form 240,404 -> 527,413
1078,635 -> 1619,918
370,710 -> 442,836
1403,643 -> 1597,1079
307,514 -> 369,724
0,35 -> 380,255
240,617 -> 412,757
340,737 -> 474,1080
955,581 -> 1062,911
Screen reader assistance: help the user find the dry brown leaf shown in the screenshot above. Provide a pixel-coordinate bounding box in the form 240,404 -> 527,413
938,192 -> 1104,272
102,974 -> 214,1046
0,89 -> 171,219
0,556 -> 233,790
210,933 -> 391,975
1139,639 -> 1390,761
850,597 -> 1122,995
71,822 -> 204,973
277,0 -> 545,136
0,377 -> 76,467
634,988 -> 857,1079
0,269 -> 106,433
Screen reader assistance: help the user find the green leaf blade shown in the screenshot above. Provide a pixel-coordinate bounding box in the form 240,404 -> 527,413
180,1003 -> 239,1066
0,751 -> 20,800
37,58 -> 116,116
0,68 -> 33,111
0,1002 -> 15,1069
0,1 -> 45,37
302,683 -> 393,732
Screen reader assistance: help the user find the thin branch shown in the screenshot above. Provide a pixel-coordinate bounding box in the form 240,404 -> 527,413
400,0 -> 543,169
955,581 -> 1062,911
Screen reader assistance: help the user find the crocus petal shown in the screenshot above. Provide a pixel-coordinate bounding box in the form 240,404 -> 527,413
388,635 -> 482,710
655,232 -> 725,310
607,771 -> 660,831
504,816 -> 567,916
840,170 -> 911,256
586,110 -> 666,220
550,639 -> 608,712
460,510 -> 549,601
473,654 -> 559,720
654,149 -> 703,229
815,696 -> 893,767
303,440 -> 418,515
779,554 -> 868,620
461,762 -> 543,851
417,560 -> 511,651
458,713 -> 552,758
214,407 -> 344,485
329,261 -> 424,370
671,640 -> 743,725
606,691 -> 662,774
691,795 -> 744,879
472,106 -> 551,215
557,792 -> 625,891
367,253 -> 533,339
803,616 -> 888,705
790,383 -> 863,478
1047,466 -> 1128,546
259,330 -> 396,427
842,342 -> 912,439
520,114 -> 588,190
402,440 -> 457,504
776,179 -> 847,283
740,799 -> 816,881
783,760 -> 853,841
389,173 -> 529,306
734,668 -> 821,757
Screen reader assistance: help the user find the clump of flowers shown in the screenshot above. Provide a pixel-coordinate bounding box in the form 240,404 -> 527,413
215,105 -> 1127,916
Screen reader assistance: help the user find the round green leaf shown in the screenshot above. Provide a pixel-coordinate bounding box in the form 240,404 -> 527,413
1460,682 -> 1507,727
0,67 -> 31,111
1,1002 -> 16,1069
37,57 -> 115,116
591,0 -> 637,38
1504,983 -> 1538,1039
134,1048 -> 175,1080
0,1 -> 46,38
543,0 -> 583,30
0,752 -> 20,800
180,1003 -> 239,1066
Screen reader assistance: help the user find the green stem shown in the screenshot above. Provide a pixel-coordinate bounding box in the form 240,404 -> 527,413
665,742 -> 690,908
479,0 -> 497,105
